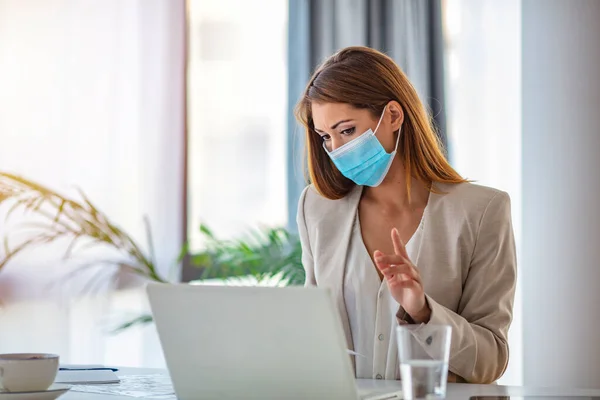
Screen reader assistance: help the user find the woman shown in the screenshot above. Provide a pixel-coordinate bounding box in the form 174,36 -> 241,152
294,46 -> 516,384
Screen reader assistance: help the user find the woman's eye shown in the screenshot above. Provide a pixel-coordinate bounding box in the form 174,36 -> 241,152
341,127 -> 356,135
321,134 -> 331,141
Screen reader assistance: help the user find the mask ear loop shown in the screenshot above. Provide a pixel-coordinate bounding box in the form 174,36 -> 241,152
391,125 -> 402,154
374,104 -> 402,155
373,105 -> 387,136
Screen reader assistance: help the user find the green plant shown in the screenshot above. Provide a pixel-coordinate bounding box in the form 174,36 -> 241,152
0,172 -> 305,331
111,224 -> 304,332
190,224 -> 304,285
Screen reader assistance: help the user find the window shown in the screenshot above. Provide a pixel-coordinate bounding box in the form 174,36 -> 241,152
186,0 -> 288,252
0,0 -> 185,368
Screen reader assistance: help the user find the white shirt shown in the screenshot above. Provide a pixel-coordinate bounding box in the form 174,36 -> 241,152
344,209 -> 424,380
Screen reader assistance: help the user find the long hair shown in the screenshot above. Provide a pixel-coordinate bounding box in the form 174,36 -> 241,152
295,46 -> 466,200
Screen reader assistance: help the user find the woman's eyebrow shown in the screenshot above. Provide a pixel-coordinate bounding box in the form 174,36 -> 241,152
315,119 -> 354,132
331,119 -> 353,129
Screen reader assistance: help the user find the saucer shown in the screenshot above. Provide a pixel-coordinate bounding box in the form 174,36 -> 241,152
0,385 -> 69,400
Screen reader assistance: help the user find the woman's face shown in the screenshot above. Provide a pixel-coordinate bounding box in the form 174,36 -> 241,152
311,102 -> 403,152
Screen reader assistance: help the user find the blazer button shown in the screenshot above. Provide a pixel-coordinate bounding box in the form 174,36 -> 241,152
376,374 -> 383,380
426,336 -> 433,345
378,334 -> 385,341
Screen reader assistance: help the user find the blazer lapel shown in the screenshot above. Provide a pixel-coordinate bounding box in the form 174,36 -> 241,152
411,187 -> 438,275
317,186 -> 363,354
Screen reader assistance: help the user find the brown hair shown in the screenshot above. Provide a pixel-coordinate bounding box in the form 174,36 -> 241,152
294,46 -> 466,200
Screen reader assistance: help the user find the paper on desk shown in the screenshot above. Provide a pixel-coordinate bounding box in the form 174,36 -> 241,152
56,369 -> 120,384
60,364 -> 105,369
69,374 -> 176,399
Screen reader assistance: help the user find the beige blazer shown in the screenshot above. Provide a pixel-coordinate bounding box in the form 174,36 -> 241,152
296,182 -> 517,384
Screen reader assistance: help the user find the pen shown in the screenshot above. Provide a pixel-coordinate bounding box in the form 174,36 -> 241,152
59,367 -> 119,372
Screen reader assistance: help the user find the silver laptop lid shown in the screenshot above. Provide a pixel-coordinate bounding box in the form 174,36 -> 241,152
147,283 -> 358,400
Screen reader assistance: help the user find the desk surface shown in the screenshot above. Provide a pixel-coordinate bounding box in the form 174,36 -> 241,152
59,367 -> 600,399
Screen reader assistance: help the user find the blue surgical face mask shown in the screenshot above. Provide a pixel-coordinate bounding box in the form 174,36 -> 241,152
323,106 -> 400,187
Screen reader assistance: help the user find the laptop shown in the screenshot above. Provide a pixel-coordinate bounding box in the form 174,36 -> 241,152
147,283 -> 401,400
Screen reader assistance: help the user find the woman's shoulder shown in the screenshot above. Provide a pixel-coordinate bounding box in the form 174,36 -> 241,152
435,181 -> 510,201
298,183 -> 360,210
297,184 -> 361,225
432,181 -> 512,218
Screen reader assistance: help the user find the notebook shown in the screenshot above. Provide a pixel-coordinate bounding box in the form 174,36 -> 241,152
55,365 -> 120,384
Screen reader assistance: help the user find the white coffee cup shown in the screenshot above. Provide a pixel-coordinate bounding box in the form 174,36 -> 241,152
0,353 -> 59,392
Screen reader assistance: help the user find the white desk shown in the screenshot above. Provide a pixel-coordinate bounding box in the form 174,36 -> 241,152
61,367 -> 600,399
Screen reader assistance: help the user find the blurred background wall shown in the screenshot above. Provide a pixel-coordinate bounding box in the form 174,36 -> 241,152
521,0 -> 600,389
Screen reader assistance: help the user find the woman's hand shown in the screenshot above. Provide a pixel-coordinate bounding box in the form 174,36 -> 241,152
374,228 -> 431,323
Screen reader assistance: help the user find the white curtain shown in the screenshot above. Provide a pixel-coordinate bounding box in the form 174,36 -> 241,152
0,0 -> 184,367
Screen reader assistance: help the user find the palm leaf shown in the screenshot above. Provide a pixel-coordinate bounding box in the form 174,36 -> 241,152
112,314 -> 154,334
0,172 -> 167,284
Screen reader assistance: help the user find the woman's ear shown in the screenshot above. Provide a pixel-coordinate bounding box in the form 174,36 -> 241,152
387,101 -> 404,131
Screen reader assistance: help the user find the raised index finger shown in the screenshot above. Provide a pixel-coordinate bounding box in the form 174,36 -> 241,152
391,228 -> 409,259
